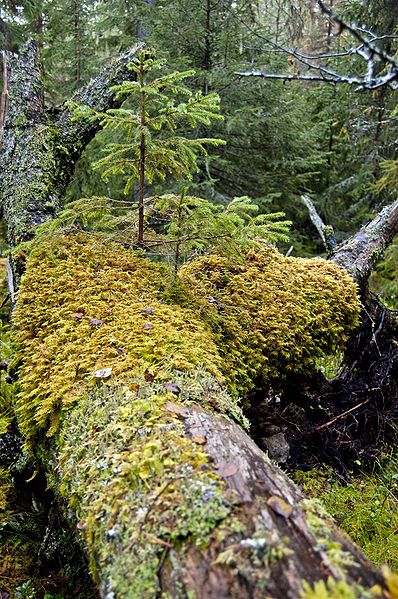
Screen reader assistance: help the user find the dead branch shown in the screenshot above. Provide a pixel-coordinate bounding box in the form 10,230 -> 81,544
235,1 -> 398,90
300,195 -> 337,253
330,198 -> 398,285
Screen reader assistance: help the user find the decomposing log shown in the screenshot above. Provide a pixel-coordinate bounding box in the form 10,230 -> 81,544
247,200 -> 398,472
9,232 -> 387,598
180,198 -> 398,474
1,42 -> 398,598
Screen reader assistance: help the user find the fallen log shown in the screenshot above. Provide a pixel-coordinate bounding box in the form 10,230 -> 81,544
10,232 -> 388,598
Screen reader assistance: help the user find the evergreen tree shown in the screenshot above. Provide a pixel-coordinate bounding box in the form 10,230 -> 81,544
70,50 -> 225,244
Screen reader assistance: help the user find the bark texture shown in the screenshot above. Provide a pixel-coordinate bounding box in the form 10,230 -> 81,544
330,199 -> 398,286
0,40 -> 144,254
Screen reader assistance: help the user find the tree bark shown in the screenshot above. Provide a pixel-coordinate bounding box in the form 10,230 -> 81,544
330,199 -> 398,286
1,43 -> 397,598
0,40 -> 144,282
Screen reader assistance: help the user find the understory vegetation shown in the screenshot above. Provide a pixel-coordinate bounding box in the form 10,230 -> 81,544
294,454 -> 398,571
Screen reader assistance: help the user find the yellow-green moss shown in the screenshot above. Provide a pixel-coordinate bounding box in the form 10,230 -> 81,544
179,246 -> 361,394
57,383 -> 232,597
300,577 -> 382,599
14,232 -> 226,440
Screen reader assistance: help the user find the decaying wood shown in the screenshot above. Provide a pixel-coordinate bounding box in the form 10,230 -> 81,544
300,194 -> 337,253
168,407 -> 385,598
330,198 -> 398,285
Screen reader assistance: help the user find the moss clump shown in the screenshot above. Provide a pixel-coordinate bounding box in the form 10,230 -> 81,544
14,232 -> 225,440
179,246 -> 361,394
57,384 -> 231,597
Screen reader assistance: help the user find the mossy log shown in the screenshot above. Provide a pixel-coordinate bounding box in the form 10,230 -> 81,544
330,199 -> 398,286
9,232 -> 390,598
1,42 -> 398,598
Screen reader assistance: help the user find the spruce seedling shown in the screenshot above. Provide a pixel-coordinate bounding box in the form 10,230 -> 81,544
70,49 -> 225,245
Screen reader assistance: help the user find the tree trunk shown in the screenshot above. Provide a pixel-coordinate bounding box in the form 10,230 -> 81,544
1,43 -> 397,598
0,40 -> 145,282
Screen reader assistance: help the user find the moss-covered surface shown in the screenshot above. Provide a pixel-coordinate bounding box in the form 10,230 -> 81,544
300,576 -> 383,598
57,383 -> 234,596
13,232 -> 230,440
12,232 -> 240,594
180,246 -> 361,395
0,468 -> 35,595
11,231 -> 366,595
0,258 -> 15,435
14,233 -> 362,439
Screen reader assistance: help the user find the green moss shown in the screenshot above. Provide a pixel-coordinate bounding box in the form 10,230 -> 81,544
300,577 -> 382,599
14,232 -> 228,440
0,468 -> 37,595
294,458 -> 398,570
179,246 -> 361,395
56,384 -> 231,597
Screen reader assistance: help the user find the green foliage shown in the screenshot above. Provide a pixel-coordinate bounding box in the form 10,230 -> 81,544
370,241 -> 398,309
42,192 -> 290,268
149,192 -> 290,268
294,454 -> 398,571
69,49 -> 225,243
15,580 -> 37,599
374,159 -> 398,195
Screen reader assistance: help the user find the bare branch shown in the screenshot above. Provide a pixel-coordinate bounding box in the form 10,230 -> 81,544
236,69 -> 362,86
233,0 -> 398,90
300,195 -> 337,253
316,0 -> 398,70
